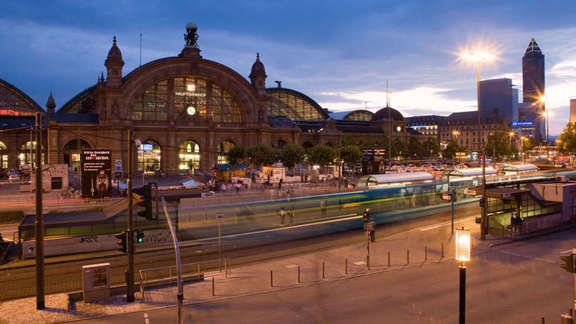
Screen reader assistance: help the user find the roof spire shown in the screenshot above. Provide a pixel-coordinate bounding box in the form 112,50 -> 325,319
46,92 -> 56,114
386,80 -> 391,108
524,38 -> 542,56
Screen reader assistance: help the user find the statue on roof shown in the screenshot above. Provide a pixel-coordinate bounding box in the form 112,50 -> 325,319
184,22 -> 199,49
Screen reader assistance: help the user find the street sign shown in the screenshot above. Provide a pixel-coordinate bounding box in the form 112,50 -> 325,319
114,160 -> 123,173
441,193 -> 453,201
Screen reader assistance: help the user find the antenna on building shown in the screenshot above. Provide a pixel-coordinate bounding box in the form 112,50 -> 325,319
386,80 -> 391,107
139,33 -> 143,67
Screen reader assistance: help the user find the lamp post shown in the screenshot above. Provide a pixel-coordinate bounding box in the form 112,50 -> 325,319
459,50 -> 495,241
455,227 -> 471,324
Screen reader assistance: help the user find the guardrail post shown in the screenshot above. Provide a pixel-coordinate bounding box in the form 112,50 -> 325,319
387,251 -> 391,267
322,262 -> 326,279
225,258 -> 228,279
270,270 -> 274,288
407,248 -> 410,265
424,246 -> 428,261
211,276 -> 215,296
297,266 -> 301,283
441,242 -> 444,258
345,257 -> 348,275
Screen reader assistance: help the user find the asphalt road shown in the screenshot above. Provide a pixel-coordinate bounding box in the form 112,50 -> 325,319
78,227 -> 575,324
0,204 -> 479,301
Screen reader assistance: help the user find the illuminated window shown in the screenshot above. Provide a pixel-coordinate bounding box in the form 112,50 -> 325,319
0,141 -> 7,169
137,140 -> 162,174
217,140 -> 235,164
132,77 -> 242,123
133,80 -> 168,121
179,141 -> 201,173
19,141 -> 43,167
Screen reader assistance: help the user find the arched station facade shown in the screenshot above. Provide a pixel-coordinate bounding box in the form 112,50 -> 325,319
0,25 -> 416,176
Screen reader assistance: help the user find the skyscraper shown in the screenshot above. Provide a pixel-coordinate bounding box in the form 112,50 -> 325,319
522,38 -> 545,140
479,78 -> 518,122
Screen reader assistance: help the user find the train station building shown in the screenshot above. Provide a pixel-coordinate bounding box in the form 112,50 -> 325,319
0,24 -> 417,176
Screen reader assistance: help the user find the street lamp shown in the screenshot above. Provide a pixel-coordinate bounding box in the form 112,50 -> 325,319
459,49 -> 495,241
455,227 -> 471,324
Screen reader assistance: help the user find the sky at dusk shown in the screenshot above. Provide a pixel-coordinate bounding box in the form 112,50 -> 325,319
1,1 -> 575,135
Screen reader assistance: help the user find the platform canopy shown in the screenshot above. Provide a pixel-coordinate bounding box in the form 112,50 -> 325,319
498,164 -> 538,173
443,167 -> 497,178
358,172 -> 434,186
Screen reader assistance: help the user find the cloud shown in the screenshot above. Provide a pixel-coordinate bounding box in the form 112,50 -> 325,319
319,87 -> 476,115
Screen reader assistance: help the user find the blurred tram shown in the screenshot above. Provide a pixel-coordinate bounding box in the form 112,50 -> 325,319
178,167 -> 576,236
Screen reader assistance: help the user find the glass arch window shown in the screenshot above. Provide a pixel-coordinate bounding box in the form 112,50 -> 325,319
267,89 -> 328,121
137,140 -> 162,174
343,110 -> 374,121
133,80 -> 168,121
179,141 -> 201,174
217,140 -> 235,164
132,77 -> 242,123
0,141 -> 7,169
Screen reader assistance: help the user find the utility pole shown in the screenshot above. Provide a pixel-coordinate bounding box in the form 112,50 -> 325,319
34,112 -> 45,310
126,129 -> 135,302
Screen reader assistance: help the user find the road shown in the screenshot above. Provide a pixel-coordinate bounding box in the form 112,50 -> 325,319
79,225 -> 576,324
0,204 -> 480,301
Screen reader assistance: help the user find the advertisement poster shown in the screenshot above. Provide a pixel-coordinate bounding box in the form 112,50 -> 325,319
81,149 -> 112,198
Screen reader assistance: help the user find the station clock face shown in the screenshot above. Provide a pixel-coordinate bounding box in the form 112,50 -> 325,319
186,106 -> 196,116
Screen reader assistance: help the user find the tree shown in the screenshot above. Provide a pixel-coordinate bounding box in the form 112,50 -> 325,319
407,137 -> 421,159
246,144 -> 276,167
278,144 -> 305,168
422,138 -> 439,159
485,131 -> 514,161
339,145 -> 362,166
390,138 -> 406,159
308,145 -> 337,166
443,140 -> 463,160
557,123 -> 576,155
225,146 -> 245,165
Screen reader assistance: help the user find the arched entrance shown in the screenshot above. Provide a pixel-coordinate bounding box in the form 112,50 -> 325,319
217,140 -> 235,164
63,139 -> 91,171
0,141 -> 7,170
137,140 -> 162,175
178,140 -> 201,175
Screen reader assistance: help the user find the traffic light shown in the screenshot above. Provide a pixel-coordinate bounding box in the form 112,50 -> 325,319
115,232 -> 127,252
136,230 -> 145,244
560,254 -> 575,273
133,184 -> 152,219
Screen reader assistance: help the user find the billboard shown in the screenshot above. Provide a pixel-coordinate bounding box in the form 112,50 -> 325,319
81,149 -> 112,198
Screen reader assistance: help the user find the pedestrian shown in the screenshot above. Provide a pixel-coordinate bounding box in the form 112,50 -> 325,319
289,207 -> 295,225
279,207 -> 286,225
278,178 -> 283,190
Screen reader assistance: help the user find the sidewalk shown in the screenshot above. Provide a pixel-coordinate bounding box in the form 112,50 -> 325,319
0,214 -> 486,323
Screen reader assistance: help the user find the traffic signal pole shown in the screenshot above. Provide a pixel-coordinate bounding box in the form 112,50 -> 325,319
34,112 -> 45,310
126,129 -> 135,302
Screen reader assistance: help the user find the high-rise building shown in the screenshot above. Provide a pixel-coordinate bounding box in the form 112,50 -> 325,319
522,38 -> 545,140
479,78 -> 518,122
570,98 -> 576,124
